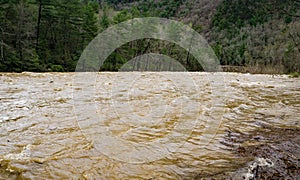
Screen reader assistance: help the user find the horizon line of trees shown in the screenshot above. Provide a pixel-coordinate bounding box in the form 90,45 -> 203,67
0,0 -> 299,73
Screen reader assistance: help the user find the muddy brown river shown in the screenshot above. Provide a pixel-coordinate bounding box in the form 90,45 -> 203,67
0,72 -> 299,179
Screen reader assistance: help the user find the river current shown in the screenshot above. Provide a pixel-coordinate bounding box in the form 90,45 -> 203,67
0,72 -> 299,179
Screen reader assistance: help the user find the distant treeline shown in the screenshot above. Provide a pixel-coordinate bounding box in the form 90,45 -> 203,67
0,0 -> 299,73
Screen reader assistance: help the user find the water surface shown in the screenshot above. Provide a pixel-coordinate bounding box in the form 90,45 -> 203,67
0,72 -> 299,179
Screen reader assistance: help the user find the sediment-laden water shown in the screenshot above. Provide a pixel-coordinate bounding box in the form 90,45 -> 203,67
0,72 -> 299,179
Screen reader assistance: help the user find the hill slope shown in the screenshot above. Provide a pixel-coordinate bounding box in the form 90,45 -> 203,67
104,0 -> 300,73
0,0 -> 299,73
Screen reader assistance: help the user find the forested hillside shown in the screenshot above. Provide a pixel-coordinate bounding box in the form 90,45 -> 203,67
0,0 -> 299,73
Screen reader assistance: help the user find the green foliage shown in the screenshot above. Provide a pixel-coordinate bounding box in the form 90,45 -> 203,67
214,0 -> 272,30
107,0 -> 184,18
0,0 -> 98,72
213,0 -> 300,31
82,3 -> 98,40
0,0 -> 299,73
100,13 -> 110,30
113,10 -> 132,24
289,72 -> 299,78
211,0 -> 300,73
50,64 -> 64,72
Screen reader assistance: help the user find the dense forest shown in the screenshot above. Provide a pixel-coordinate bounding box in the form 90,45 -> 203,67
0,0 -> 299,73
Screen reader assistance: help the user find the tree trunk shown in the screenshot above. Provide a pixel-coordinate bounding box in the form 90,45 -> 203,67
0,28 -> 4,62
36,0 -> 42,51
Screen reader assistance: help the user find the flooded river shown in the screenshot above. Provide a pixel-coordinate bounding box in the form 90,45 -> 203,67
0,72 -> 299,179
